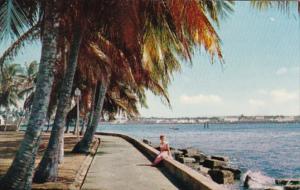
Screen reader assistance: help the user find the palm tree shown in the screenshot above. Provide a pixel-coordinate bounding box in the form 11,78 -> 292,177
0,63 -> 22,109
0,61 -> 37,130
0,0 -> 62,189
72,76 -> 110,153
1,0 -> 232,186
33,21 -> 84,183
71,0 -> 227,154
18,61 -> 38,99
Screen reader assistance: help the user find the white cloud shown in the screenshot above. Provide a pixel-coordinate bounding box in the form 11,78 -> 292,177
257,89 -> 268,95
249,99 -> 265,107
270,89 -> 298,103
275,66 -> 299,76
276,67 -> 288,75
248,89 -> 298,115
180,94 -> 223,105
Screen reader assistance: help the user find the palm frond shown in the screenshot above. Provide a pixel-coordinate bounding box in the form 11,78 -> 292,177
0,0 -> 38,41
0,23 -> 40,71
199,0 -> 234,25
250,0 -> 299,14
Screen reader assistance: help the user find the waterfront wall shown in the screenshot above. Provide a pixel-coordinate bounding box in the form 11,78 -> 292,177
96,132 -> 226,190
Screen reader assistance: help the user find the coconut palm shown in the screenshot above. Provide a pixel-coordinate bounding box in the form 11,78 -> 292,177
33,17 -> 85,185
1,0 -> 231,187
16,61 -> 38,122
0,61 -> 19,131
18,61 -> 38,98
0,61 -> 37,129
0,63 -> 22,110
71,0 -> 227,155
0,1 -> 62,189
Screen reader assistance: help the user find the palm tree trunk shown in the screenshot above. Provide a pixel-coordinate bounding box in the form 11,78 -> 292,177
80,115 -> 87,135
72,79 -> 109,153
65,119 -> 70,133
0,1 -> 60,189
73,99 -> 80,135
58,136 -> 64,164
46,118 -> 51,132
33,25 -> 83,183
3,116 -> 6,131
17,116 -> 24,131
86,86 -> 96,130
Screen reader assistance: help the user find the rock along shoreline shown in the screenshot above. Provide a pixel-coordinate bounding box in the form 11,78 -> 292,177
142,139 -> 300,190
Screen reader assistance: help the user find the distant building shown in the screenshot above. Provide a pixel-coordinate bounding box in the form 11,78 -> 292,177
294,116 -> 300,122
254,116 -> 265,121
275,116 -> 295,122
197,119 -> 210,123
224,116 -> 239,123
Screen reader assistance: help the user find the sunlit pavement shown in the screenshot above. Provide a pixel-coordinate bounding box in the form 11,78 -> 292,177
81,135 -> 179,190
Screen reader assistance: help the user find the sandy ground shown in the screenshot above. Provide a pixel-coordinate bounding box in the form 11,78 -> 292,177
0,132 -> 97,190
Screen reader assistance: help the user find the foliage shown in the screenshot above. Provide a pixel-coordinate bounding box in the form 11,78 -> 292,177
250,0 -> 300,14
0,61 -> 38,111
0,0 -> 233,120
0,0 -> 39,41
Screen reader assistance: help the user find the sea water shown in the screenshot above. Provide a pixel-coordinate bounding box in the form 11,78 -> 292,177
98,123 -> 300,189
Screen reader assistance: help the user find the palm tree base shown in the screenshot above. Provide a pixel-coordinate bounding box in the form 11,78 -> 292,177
33,157 -> 58,183
72,141 -> 90,154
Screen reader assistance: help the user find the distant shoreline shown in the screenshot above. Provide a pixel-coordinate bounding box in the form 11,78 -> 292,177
101,120 -> 300,125
101,115 -> 300,125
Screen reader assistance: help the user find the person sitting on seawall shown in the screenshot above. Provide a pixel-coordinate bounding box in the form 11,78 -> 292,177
152,135 -> 173,166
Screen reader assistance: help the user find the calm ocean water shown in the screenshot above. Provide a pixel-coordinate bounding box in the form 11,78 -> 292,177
98,123 -> 300,189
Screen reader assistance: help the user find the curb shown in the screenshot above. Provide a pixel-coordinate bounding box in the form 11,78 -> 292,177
69,138 -> 101,190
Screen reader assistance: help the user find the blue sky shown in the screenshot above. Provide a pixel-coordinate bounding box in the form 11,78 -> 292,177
0,2 -> 299,117
140,2 -> 300,117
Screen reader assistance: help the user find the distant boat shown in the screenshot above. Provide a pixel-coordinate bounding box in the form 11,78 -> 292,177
169,127 -> 179,130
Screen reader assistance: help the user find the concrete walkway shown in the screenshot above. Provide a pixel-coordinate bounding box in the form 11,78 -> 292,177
81,135 -> 180,190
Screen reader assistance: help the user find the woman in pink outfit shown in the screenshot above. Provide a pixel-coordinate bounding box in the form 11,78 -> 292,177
152,135 -> 172,165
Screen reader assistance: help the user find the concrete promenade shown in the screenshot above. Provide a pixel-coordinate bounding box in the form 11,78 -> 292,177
81,135 -> 180,190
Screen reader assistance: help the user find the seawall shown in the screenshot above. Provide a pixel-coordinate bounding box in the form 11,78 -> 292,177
95,132 -> 226,190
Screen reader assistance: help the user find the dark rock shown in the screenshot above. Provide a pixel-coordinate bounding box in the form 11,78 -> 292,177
211,155 -> 229,162
185,162 -> 201,170
169,146 -> 176,151
244,172 -> 275,189
202,158 -> 227,168
208,169 -> 234,184
178,148 -> 188,155
196,166 -> 211,178
216,166 -> 241,180
244,175 -> 252,188
172,149 -> 184,161
284,185 -> 300,190
192,153 -> 207,163
276,179 -> 300,186
152,145 -> 160,151
178,156 -> 196,164
142,139 -> 151,145
198,166 -> 210,174
179,148 -> 201,157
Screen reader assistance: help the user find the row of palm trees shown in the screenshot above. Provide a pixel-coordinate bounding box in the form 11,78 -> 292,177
0,61 -> 37,128
0,0 -> 298,190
